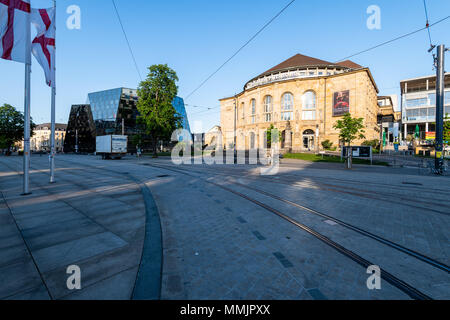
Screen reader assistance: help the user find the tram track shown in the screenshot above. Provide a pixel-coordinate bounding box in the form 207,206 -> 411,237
2,156 -> 446,300
149,163 -> 450,216
139,162 -> 438,300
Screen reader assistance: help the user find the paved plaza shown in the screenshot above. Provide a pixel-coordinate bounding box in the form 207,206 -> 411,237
0,154 -> 449,300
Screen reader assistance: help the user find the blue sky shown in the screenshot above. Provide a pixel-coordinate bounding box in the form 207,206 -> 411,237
1,0 -> 449,132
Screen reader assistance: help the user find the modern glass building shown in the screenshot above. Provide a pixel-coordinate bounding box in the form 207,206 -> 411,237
173,96 -> 191,133
64,88 -> 191,153
64,105 -> 96,153
400,73 -> 450,140
87,88 -> 140,139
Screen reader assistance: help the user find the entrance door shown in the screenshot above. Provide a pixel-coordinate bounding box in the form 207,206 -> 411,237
302,130 -> 315,151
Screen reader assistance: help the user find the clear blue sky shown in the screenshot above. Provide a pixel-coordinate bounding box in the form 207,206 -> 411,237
1,0 -> 449,132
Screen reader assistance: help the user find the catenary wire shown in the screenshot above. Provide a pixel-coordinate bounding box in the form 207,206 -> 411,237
111,0 -> 143,82
185,0 -> 297,100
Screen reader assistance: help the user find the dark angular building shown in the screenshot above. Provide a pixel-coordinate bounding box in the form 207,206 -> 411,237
64,105 -> 96,153
64,88 -> 191,153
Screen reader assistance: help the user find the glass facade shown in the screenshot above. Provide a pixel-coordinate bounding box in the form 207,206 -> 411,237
172,96 -> 191,133
403,90 -> 450,122
64,88 -> 191,153
64,105 -> 96,153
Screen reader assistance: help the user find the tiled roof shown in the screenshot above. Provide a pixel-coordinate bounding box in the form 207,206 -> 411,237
261,54 -> 362,76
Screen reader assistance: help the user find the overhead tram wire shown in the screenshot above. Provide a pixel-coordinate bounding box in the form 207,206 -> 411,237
111,0 -> 143,82
336,15 -> 450,63
185,0 -> 297,101
190,15 -> 449,117
422,0 -> 433,48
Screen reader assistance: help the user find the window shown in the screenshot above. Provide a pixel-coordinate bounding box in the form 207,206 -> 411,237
406,98 -> 428,108
251,99 -> 256,124
241,102 -> 245,120
302,91 -> 316,120
264,96 -> 273,122
281,93 -> 293,121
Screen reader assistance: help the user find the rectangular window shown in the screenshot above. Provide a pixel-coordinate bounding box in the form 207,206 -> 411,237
406,98 -> 428,108
281,112 -> 293,121
302,111 -> 316,120
265,113 -> 272,122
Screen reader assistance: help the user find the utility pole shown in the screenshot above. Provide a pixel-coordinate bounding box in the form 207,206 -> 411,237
435,44 -> 448,174
234,95 -> 237,149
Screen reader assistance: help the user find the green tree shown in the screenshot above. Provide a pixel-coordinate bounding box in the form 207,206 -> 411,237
265,124 -> 279,148
0,104 -> 35,155
444,113 -> 450,145
333,113 -> 366,147
333,113 -> 366,168
137,64 -> 182,157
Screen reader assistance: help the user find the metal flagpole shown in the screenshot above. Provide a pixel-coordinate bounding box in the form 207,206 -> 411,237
22,4 -> 32,195
50,0 -> 56,183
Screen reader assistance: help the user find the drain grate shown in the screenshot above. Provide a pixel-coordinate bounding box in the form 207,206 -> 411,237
402,182 -> 423,186
252,231 -> 266,241
156,174 -> 170,178
237,216 -> 247,224
273,252 -> 293,268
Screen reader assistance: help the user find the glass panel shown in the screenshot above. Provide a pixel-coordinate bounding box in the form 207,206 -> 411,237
302,91 -> 316,110
281,112 -> 293,121
282,93 -> 293,111
302,111 -> 316,120
406,98 -> 428,108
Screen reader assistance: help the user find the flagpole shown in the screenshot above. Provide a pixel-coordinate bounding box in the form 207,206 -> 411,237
22,6 -> 32,195
23,64 -> 31,194
49,0 -> 56,183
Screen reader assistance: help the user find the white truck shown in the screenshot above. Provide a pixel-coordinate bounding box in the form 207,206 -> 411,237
96,135 -> 128,160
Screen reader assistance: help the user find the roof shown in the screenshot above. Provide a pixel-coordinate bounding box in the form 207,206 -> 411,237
259,54 -> 362,77
263,54 -> 334,74
220,54 -> 375,101
336,60 -> 362,69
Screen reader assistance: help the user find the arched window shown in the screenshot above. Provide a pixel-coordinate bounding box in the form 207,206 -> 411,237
302,91 -> 316,120
241,102 -> 245,122
281,93 -> 293,121
264,95 -> 273,122
250,99 -> 256,124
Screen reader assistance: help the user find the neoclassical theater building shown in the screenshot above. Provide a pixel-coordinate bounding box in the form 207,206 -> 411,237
220,54 -> 380,152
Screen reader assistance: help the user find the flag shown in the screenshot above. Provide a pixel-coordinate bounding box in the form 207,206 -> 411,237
31,7 -> 54,87
0,0 -> 31,64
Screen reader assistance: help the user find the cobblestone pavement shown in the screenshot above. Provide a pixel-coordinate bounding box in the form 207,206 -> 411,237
0,154 -> 449,300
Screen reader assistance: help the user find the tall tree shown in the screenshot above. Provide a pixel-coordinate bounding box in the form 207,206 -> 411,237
0,104 -> 35,155
333,113 -> 366,146
265,124 -> 279,148
333,113 -> 365,168
444,114 -> 450,146
137,64 -> 181,157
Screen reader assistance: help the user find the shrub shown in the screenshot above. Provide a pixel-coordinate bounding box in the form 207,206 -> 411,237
362,139 -> 380,149
321,139 -> 334,150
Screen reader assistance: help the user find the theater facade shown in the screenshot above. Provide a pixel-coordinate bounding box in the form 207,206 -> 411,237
220,54 -> 380,152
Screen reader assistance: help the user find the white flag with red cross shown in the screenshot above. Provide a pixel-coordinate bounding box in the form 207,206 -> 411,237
31,7 -> 54,87
0,0 -> 31,64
